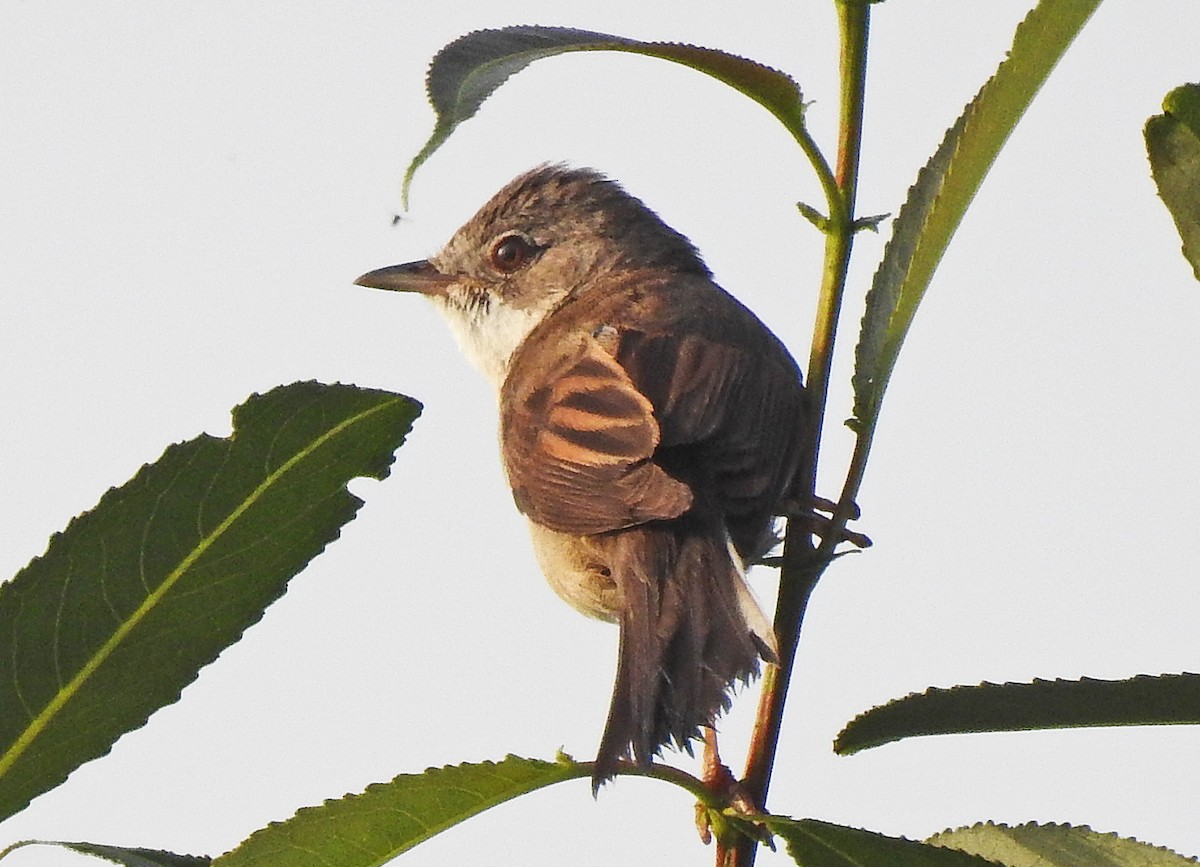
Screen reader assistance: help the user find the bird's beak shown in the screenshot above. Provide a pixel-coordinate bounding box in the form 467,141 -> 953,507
353,260 -> 457,296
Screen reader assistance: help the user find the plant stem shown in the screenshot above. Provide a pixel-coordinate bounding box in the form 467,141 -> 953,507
730,4 -> 871,865
607,760 -> 716,804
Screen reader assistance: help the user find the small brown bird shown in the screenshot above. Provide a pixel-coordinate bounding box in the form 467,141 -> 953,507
357,165 -> 808,788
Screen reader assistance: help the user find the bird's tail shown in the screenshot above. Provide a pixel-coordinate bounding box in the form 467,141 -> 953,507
592,517 -> 776,792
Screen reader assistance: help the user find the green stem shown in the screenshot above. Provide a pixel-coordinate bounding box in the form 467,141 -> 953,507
732,3 -> 871,865
784,118 -> 844,231
612,761 -> 715,804
806,0 -> 869,475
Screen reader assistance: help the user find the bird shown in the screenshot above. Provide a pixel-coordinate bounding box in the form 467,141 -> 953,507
356,164 -> 809,790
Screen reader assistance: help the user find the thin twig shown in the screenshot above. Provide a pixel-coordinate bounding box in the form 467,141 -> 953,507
729,4 -> 872,865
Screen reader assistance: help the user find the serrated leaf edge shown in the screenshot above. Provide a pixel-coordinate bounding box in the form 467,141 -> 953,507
0,392 -> 410,781
929,821 -> 1200,864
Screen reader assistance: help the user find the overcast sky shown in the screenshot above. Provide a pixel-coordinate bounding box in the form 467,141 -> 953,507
2,2 -> 1199,865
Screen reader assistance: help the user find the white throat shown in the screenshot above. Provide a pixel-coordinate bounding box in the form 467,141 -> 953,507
431,291 -> 544,390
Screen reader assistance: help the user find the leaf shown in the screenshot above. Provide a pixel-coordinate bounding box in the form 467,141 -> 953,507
762,817 -> 1000,866
0,840 -> 210,866
1146,83 -> 1200,281
404,25 -> 807,205
852,0 -> 1102,430
928,822 -> 1198,867
0,382 -> 421,821
214,755 -> 587,866
835,673 -> 1200,755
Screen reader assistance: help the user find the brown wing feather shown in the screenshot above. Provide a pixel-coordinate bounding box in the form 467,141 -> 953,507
501,340 -> 693,535
613,310 -> 807,557
501,270 -> 806,549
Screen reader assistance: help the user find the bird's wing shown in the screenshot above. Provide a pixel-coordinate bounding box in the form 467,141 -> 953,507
613,327 -> 807,521
501,339 -> 694,535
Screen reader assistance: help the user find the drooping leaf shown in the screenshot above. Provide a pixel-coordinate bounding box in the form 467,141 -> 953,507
0,382 -> 421,821
0,840 -> 211,866
835,673 -> 1200,755
852,0 -> 1102,431
214,755 -> 587,866
404,25 -> 808,205
1146,83 -> 1200,281
928,822 -> 1198,867
762,817 -> 999,866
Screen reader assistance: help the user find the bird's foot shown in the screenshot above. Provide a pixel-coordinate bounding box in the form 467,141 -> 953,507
694,728 -> 774,863
781,495 -> 872,550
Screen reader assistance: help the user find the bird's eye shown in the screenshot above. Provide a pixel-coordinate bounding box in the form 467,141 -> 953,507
489,234 -> 538,273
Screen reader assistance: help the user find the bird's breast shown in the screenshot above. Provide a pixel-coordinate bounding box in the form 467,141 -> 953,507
525,521 -> 621,622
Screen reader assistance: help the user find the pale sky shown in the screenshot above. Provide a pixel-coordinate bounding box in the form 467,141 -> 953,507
2,2 -> 1199,864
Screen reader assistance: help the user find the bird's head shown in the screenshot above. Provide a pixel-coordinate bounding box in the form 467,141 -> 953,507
355,164 -> 709,386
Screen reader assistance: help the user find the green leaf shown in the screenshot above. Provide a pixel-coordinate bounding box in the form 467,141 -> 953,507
835,673 -> 1200,755
1146,83 -> 1200,281
928,822 -> 1198,867
762,817 -> 999,866
214,755 -> 587,866
1164,81 -> 1200,138
0,840 -> 210,866
0,382 -> 421,821
852,0 -> 1102,430
404,25 -> 808,206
